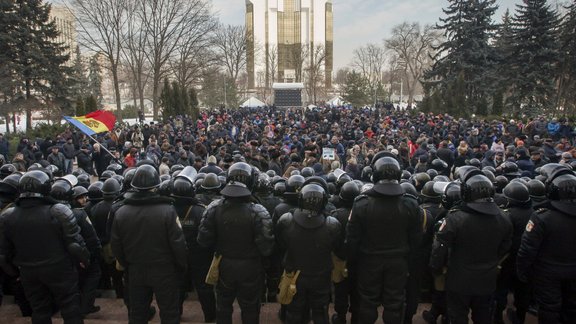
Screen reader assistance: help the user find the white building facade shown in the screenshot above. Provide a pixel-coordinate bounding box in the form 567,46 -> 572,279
246,0 -> 333,90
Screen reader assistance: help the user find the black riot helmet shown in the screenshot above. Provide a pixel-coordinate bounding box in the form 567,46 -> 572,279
426,169 -> 439,179
301,167 -> 315,178
326,172 -> 337,183
339,181 -> 360,202
202,173 -> 221,191
273,180 -> 286,197
50,176 -> 78,202
131,165 -> 161,191
285,174 -> 306,195
302,176 -> 329,195
503,181 -> 530,205
482,170 -> 496,183
123,168 -> 136,190
99,170 -> 116,182
412,172 -> 431,192
254,173 -> 271,194
170,164 -> 185,175
226,162 -> 255,189
87,181 -> 104,201
501,161 -> 521,178
372,153 -> 402,183
483,166 -> 496,174
527,179 -> 546,200
298,183 -> 328,213
456,166 -> 482,183
494,175 -> 509,193
434,175 -> 450,182
461,174 -> 495,203
0,173 -> 22,201
77,173 -> 91,189
336,173 -> 352,189
172,177 -> 195,198
221,162 -> 255,198
401,170 -> 412,180
106,163 -> 123,175
102,178 -> 122,198
421,181 -> 441,201
442,182 -> 461,210
361,166 -> 373,182
73,186 -> 89,200
401,182 -> 419,198
547,173 -> 576,215
19,170 -> 52,198
431,159 -> 448,172
468,158 -> 482,169
266,170 -> 276,178
158,179 -> 172,196
0,164 -> 17,179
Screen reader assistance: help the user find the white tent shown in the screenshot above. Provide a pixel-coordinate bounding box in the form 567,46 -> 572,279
240,97 -> 266,108
328,96 -> 345,107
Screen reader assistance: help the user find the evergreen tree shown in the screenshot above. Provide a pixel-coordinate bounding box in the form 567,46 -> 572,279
70,45 -> 88,98
88,55 -> 103,106
160,78 -> 174,121
510,0 -> 559,115
84,95 -> 98,113
425,0 -> 499,116
75,96 -> 85,116
341,71 -> 370,107
189,88 -> 199,119
3,0 -> 71,130
558,1 -> 576,113
493,9 -> 516,113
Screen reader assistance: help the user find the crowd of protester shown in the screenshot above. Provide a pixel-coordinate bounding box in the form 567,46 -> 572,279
0,106 -> 575,324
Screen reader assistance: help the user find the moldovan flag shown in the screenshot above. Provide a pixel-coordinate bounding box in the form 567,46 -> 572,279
63,110 -> 116,136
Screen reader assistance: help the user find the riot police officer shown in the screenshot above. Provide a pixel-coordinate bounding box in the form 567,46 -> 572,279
494,181 -> 534,324
197,162 -> 274,324
0,170 -> 90,324
90,178 -> 122,297
51,175 -> 102,316
276,182 -> 342,324
172,166 -> 216,322
430,168 -> 512,324
111,165 -> 187,324
196,173 -> 221,206
331,181 -> 360,324
346,152 -> 422,324
517,166 -> 576,324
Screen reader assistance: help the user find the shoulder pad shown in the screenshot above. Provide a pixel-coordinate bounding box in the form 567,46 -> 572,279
354,194 -> 369,203
277,212 -> 294,226
0,205 -> 15,219
205,198 -> 224,210
251,203 -> 269,214
50,203 -> 74,219
404,193 -> 418,201
325,215 -> 341,228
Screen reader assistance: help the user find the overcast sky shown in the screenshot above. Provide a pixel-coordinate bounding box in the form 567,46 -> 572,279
211,0 -> 527,70
52,0 -> 566,70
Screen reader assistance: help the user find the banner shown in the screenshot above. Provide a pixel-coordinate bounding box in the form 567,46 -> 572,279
63,110 -> 116,136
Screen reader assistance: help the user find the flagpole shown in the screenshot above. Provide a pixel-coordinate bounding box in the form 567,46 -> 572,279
86,133 -> 119,162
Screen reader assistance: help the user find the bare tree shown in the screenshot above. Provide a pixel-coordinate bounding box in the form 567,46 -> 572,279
137,0 -> 214,119
304,45 -> 327,104
385,22 -> 441,105
71,0 -> 129,120
351,43 -> 387,105
212,24 -> 248,84
121,0 -> 149,114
